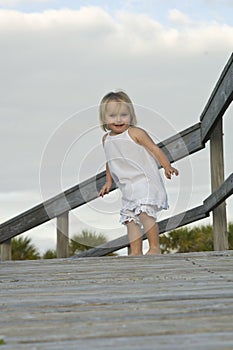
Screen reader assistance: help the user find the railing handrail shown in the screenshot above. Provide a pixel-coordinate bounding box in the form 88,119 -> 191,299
200,53 -> 233,141
0,122 -> 203,244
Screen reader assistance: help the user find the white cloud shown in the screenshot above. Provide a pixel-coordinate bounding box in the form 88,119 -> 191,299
1,7 -> 232,53
0,7 -> 114,30
169,9 -> 192,26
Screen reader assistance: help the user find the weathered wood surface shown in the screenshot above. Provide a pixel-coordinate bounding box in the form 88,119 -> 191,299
0,239 -> 11,261
200,53 -> 233,142
0,171 -> 108,245
210,118 -> 228,250
0,251 -> 233,349
56,212 -> 69,258
203,173 -> 233,213
0,123 -> 203,245
158,122 -> 203,162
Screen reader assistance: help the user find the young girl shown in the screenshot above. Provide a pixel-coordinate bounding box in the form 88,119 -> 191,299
98,91 -> 179,256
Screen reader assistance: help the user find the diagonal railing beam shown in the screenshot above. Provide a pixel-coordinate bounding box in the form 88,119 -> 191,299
200,53 -> 233,142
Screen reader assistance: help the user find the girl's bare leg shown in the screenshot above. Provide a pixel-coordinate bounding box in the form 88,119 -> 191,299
126,221 -> 143,256
138,212 -> 161,255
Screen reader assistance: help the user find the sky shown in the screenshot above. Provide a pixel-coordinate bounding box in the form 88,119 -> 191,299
0,0 -> 233,254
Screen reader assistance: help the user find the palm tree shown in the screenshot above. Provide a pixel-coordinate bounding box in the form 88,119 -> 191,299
69,230 -> 107,255
228,222 -> 233,248
160,223 -> 233,254
11,236 -> 40,260
43,249 -> 57,259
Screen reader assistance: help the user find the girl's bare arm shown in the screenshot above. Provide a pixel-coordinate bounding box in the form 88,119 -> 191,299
129,127 -> 179,179
98,162 -> 113,197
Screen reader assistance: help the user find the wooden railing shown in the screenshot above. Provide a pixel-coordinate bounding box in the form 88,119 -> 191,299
72,173 -> 233,258
1,53 -> 233,260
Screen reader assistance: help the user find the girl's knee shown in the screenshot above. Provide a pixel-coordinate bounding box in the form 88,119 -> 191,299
138,212 -> 148,220
138,212 -> 155,223
138,212 -> 157,232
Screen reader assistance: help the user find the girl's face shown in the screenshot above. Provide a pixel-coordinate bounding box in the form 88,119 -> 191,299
105,101 -> 131,135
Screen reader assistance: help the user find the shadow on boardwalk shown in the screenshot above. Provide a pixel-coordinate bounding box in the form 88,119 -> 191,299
1,251 -> 233,349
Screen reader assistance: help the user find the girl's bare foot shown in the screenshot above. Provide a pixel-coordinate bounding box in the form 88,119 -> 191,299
146,247 -> 161,255
129,251 -> 143,256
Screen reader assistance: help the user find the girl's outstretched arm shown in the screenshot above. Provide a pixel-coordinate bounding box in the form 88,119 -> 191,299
98,162 -> 113,197
129,127 -> 179,179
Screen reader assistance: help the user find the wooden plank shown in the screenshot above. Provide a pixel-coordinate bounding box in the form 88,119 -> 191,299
158,122 -> 204,163
0,203 -> 51,244
0,171 -> 110,244
0,123 -> 203,244
209,118 -> 228,250
200,53 -> 233,142
56,212 -> 69,258
73,234 -> 129,258
157,205 -> 207,233
74,205 -> 207,258
0,239 -> 12,261
0,252 -> 233,349
204,173 -> 233,213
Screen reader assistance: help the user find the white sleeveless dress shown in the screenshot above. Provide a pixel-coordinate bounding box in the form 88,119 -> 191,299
104,128 -> 168,224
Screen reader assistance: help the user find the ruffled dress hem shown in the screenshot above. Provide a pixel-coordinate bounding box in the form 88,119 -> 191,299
120,200 -> 168,225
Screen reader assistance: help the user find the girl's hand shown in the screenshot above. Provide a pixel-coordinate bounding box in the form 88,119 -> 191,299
164,166 -> 179,179
98,182 -> 112,197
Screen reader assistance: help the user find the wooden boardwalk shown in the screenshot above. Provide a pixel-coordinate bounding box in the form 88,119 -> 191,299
1,251 -> 233,350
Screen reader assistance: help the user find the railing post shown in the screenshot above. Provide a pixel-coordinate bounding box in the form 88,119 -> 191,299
210,117 -> 228,250
1,239 -> 12,261
57,212 -> 69,258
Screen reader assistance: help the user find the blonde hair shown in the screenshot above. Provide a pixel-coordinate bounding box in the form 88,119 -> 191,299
99,91 -> 137,131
